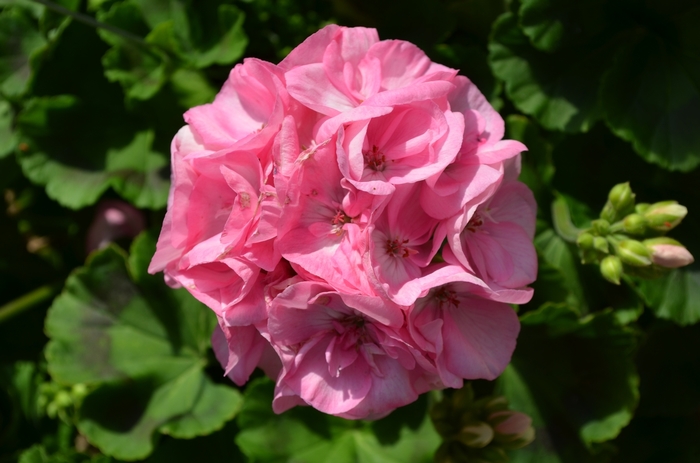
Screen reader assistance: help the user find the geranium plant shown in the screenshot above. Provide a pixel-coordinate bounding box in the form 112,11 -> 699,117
0,1 -> 698,462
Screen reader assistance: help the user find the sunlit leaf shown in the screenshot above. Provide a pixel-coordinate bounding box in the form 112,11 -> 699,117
44,234 -> 241,460
0,7 -> 47,98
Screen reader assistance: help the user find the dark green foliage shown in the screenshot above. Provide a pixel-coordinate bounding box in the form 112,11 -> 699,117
0,1 -> 698,462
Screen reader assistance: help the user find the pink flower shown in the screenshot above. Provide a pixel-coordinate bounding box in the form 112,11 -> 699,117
149,24 -> 538,420
409,272 -> 521,388
336,99 -> 464,195
365,184 -> 439,305
281,26 -> 455,116
444,180 -> 537,293
268,281 -> 427,419
184,58 -> 288,153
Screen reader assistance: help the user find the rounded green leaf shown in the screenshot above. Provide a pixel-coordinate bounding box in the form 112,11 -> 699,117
633,268 -> 700,326
601,30 -> 700,172
489,12 -> 613,132
44,236 -> 241,460
519,0 -> 612,52
0,7 -> 47,98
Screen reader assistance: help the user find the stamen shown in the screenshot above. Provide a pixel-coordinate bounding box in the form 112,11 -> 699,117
385,238 -> 417,258
363,145 -> 387,172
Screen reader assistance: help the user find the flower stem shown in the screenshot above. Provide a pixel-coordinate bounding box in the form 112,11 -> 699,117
31,0 -> 148,46
0,283 -> 62,325
551,194 -> 582,243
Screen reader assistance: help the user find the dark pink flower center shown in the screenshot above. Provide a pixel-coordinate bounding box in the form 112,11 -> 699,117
385,237 -> 416,258
466,212 -> 484,232
434,286 -> 459,308
363,145 -> 387,172
331,209 -> 351,235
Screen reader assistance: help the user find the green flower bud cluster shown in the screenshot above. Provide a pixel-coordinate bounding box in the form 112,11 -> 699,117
576,182 -> 693,284
431,384 -> 535,463
37,381 -> 89,423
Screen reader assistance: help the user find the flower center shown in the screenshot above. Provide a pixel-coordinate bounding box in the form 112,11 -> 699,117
363,145 -> 387,172
434,286 -> 459,308
331,209 -> 351,235
385,237 -> 416,258
466,212 -> 484,232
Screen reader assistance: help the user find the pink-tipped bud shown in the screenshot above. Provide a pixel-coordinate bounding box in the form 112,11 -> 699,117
488,410 -> 535,449
86,200 -> 146,254
644,238 -> 694,269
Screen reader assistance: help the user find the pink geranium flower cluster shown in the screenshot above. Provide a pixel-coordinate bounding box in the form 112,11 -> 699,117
149,25 -> 537,420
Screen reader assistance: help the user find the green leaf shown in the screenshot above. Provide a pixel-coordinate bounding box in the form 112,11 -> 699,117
632,268 -> 700,326
16,96 -> 169,209
498,305 -> 638,461
519,0 -> 613,52
96,1 -> 169,101
505,115 -> 555,196
601,17 -> 700,172
176,3 -> 248,68
236,378 -> 440,463
137,0 -> 248,69
489,12 -> 613,132
0,7 -> 47,98
0,98 -> 16,157
142,420 -> 246,463
532,228 -> 587,312
169,68 -> 216,108
44,234 -> 241,460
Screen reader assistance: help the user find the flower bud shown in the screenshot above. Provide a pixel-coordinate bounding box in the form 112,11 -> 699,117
617,240 -> 652,267
483,396 -> 509,414
643,201 -> 687,232
608,182 -> 635,213
577,232 -> 594,250
622,213 -> 647,235
644,238 -> 695,269
600,255 -> 623,285
488,411 -> 536,449
635,203 -> 650,214
457,421 -> 494,448
601,183 -> 635,222
86,200 -> 145,254
591,219 -> 610,235
593,236 -> 609,254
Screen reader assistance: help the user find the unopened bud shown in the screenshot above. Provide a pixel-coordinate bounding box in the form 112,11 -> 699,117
457,421 -> 494,448
484,396 -> 509,414
643,201 -> 687,232
608,182 -> 635,212
602,183 -> 635,222
489,411 -> 536,449
600,255 -> 623,285
592,219 -> 610,235
644,238 -> 695,269
577,232 -> 594,250
617,240 -> 652,267
635,203 -> 650,214
622,213 -> 647,235
593,236 -> 609,254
